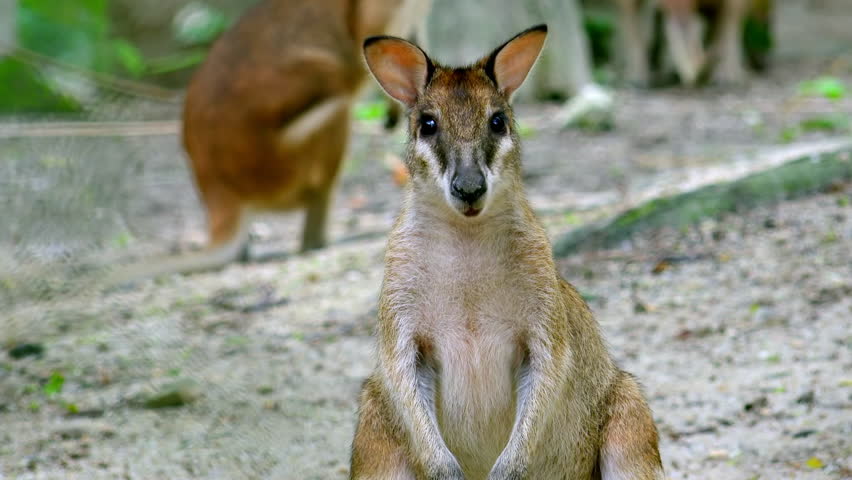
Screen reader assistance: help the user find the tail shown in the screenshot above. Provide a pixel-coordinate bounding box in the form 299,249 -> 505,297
102,221 -> 249,289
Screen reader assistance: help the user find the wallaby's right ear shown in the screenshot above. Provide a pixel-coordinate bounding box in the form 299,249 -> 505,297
364,36 -> 432,107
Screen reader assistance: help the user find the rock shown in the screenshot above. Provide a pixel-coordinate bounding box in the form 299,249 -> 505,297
52,420 -> 116,440
744,395 -> 769,412
707,449 -> 730,460
795,390 -> 816,405
8,343 -> 44,359
555,84 -> 615,131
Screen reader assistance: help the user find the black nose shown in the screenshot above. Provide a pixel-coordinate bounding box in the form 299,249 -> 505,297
451,171 -> 487,204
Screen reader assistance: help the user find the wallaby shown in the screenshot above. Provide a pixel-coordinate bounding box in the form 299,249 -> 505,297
106,0 -> 431,286
617,0 -> 772,86
349,25 -> 664,479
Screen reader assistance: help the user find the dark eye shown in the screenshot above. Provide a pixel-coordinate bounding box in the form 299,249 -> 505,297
419,115 -> 437,136
489,112 -> 507,134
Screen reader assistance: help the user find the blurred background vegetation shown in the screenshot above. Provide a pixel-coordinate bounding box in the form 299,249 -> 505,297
0,0 -> 645,112
0,0 -> 236,112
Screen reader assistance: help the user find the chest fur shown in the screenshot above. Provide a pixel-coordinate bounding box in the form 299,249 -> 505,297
409,232 -> 530,473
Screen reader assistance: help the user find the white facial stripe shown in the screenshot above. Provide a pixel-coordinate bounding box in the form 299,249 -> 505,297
415,139 -> 439,166
495,136 -> 514,164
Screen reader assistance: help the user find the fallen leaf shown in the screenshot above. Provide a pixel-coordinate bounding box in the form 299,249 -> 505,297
804,457 -> 824,469
652,259 -> 671,274
708,449 -> 729,460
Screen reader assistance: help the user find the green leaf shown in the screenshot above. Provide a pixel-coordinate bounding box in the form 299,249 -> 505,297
799,114 -> 851,133
779,127 -> 799,143
111,232 -> 133,249
798,76 -> 846,100
354,101 -> 387,121
518,121 -> 537,138
43,372 -> 65,397
114,40 -> 146,77
145,49 -> 208,74
563,212 -> 581,226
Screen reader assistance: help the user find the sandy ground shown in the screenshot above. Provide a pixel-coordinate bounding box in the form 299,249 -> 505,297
2,1 -> 852,479
2,179 -> 851,480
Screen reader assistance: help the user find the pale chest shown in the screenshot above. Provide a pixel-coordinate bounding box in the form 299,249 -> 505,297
410,242 -> 531,475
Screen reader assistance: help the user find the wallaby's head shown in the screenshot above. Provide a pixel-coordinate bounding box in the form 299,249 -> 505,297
364,25 -> 547,219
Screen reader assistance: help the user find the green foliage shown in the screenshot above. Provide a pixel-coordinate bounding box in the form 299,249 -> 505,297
798,76 -> 846,100
354,101 -> 389,121
799,114 -> 851,133
583,11 -> 615,67
43,371 -> 65,397
0,57 -> 80,112
780,114 -> 851,142
113,39 -> 145,77
743,16 -> 772,69
144,49 -> 208,75
18,0 -> 112,71
1,0 -> 162,112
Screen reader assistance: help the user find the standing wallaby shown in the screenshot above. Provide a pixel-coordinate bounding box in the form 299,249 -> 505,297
349,25 -> 664,479
106,0 -> 431,286
617,0 -> 772,86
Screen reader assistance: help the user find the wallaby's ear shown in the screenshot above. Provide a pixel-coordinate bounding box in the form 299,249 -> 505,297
364,36 -> 433,107
485,24 -> 548,99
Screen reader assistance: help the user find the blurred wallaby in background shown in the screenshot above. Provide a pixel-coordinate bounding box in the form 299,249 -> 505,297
107,0 -> 431,285
616,0 -> 773,86
425,0 -> 616,128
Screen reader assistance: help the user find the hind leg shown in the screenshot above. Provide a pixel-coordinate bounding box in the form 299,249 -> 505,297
599,372 -> 665,480
299,107 -> 350,252
711,0 -> 749,84
301,183 -> 333,252
350,378 -> 416,480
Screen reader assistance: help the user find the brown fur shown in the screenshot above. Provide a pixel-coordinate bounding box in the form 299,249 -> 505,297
350,26 -> 663,479
616,0 -> 772,86
105,0 -> 430,286
184,0 -> 428,253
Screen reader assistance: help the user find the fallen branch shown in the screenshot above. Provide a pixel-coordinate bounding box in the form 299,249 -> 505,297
553,140 -> 852,257
0,120 -> 180,138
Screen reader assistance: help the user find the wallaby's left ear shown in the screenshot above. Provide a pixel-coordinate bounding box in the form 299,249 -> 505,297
484,24 -> 548,99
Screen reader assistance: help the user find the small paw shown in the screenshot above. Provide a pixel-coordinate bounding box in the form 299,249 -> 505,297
487,456 -> 527,480
425,459 -> 465,480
